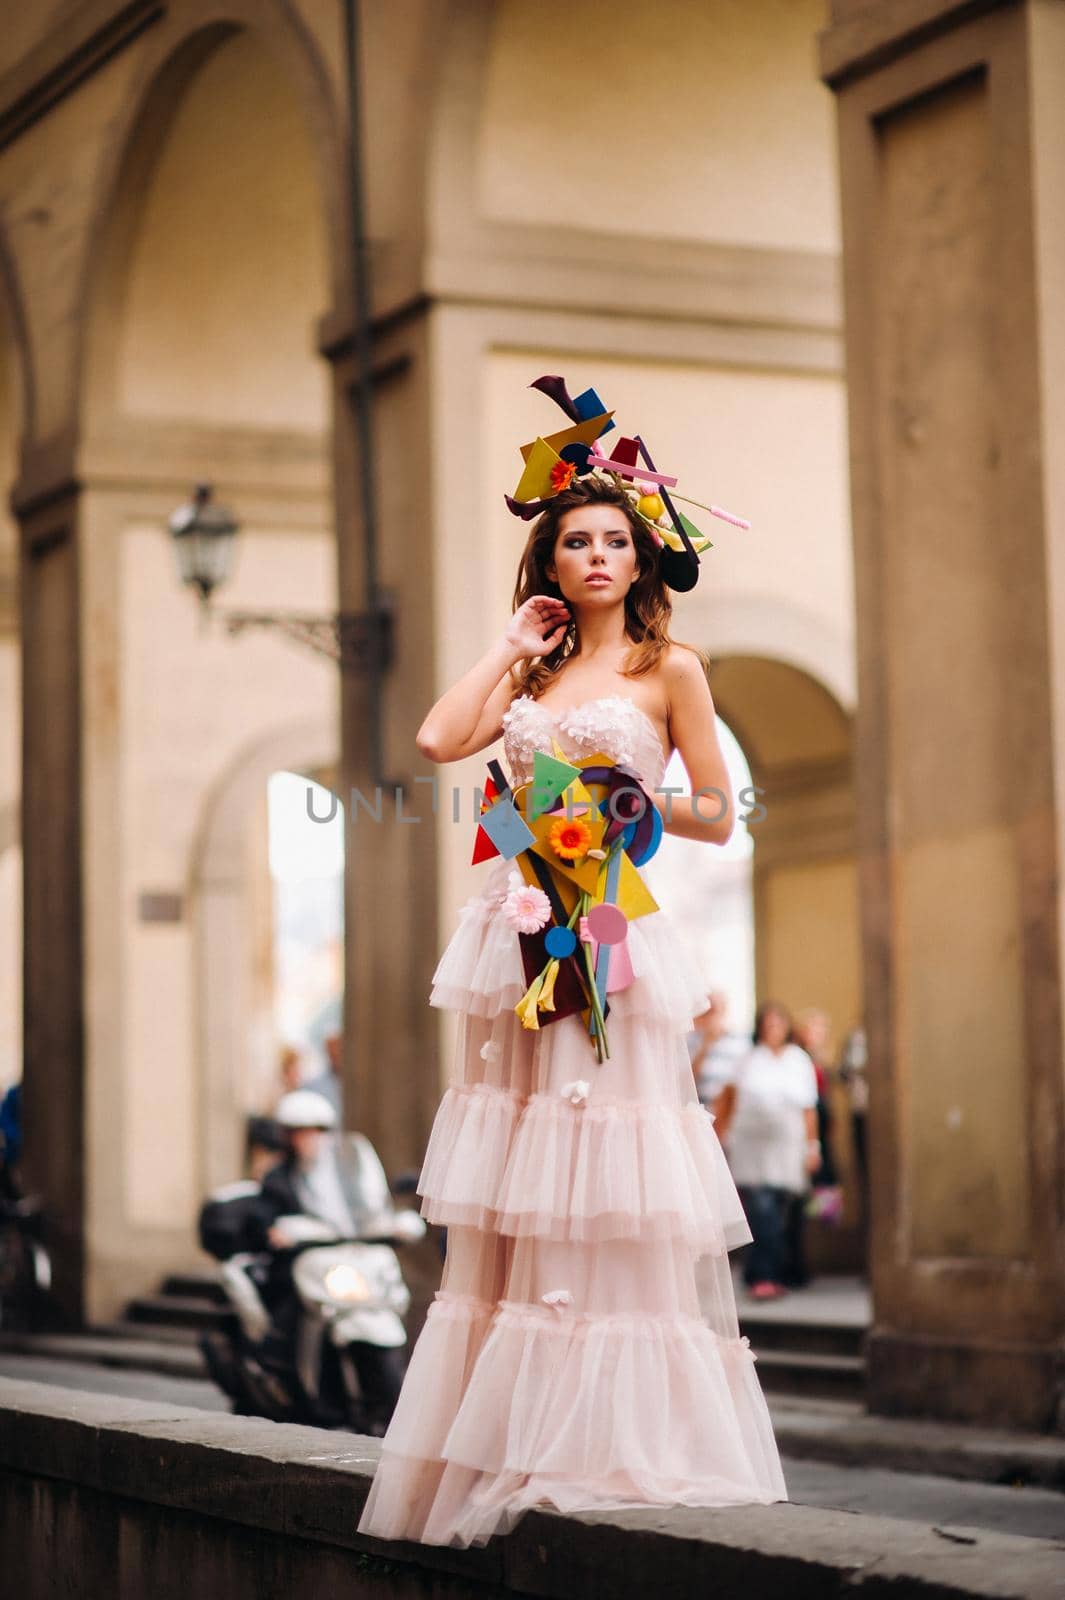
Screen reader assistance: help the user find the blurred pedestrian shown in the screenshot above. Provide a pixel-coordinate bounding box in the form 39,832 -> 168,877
304,1031 -> 344,1123
714,1000 -> 821,1300
0,1080 -> 21,1172
686,991 -> 748,1109
278,1044 -> 304,1097
792,1007 -> 843,1229
838,1024 -> 869,1236
793,1009 -> 836,1181
0,1080 -> 21,1203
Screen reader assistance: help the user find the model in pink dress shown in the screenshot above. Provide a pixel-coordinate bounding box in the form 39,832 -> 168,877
358,470 -> 786,1548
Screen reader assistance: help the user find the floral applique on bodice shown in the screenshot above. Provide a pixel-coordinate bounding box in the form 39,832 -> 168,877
502,694 -> 669,792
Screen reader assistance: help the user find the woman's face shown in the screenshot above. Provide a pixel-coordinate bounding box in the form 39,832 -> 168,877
759,1009 -> 790,1050
798,1013 -> 828,1053
547,504 -> 640,606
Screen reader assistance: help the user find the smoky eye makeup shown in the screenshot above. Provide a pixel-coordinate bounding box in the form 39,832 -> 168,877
561,530 -> 633,547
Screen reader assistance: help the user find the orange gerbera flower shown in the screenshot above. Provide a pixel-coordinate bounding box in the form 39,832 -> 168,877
549,816 -> 592,861
549,459 -> 577,493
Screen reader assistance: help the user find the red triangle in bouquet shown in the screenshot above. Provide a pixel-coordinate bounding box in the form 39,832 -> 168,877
471,774 -> 501,864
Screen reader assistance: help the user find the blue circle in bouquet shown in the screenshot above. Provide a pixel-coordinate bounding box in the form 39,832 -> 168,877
627,801 -> 664,866
545,925 -> 577,958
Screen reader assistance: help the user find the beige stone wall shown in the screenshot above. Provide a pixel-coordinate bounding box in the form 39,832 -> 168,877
0,3 -> 73,81
116,517 -> 337,1232
761,857 -> 860,1054
116,35 -> 330,429
479,0 -> 839,253
1029,0 -> 1065,1130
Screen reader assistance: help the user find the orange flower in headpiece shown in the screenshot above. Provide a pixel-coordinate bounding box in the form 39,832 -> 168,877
549,459 -> 577,493
549,816 -> 592,861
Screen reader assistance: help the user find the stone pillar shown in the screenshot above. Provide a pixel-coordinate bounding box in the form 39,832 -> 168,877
326,314 -> 443,1175
821,0 -> 1065,1430
17,482 -> 85,1324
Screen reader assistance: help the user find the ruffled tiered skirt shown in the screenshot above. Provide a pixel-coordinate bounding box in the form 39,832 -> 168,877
358,860 -> 787,1548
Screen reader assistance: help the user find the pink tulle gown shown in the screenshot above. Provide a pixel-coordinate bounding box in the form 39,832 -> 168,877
358,695 -> 787,1547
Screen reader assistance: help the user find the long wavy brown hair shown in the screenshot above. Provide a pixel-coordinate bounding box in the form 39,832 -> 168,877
510,474 -> 708,701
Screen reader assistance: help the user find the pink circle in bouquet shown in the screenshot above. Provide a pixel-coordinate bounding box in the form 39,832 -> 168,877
586,903 -> 628,946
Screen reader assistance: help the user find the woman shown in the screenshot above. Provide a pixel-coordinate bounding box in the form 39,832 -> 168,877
714,1002 -> 821,1300
358,426 -> 786,1547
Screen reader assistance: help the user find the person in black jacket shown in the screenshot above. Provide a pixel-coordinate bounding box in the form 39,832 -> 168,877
251,1088 -> 413,1430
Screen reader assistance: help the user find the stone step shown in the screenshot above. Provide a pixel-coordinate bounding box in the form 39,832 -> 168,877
738,1315 -> 866,1359
98,1319 -> 205,1347
753,1347 -> 866,1402
0,1331 -> 206,1380
123,1294 -> 233,1332
159,1273 -> 227,1305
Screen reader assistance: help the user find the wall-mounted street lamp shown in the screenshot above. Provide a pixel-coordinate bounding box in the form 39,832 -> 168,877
167,482 -> 393,675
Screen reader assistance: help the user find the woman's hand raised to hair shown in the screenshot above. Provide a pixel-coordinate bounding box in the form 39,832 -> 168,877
504,596 -> 571,661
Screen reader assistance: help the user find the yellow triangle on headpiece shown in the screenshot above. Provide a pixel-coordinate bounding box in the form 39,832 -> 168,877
519,412 -> 615,463
513,437 -> 563,503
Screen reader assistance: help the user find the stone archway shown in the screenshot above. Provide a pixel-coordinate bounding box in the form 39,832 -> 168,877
190,715 -> 337,1198
710,651 -> 863,1272
76,6 -> 345,427
36,16 -> 343,1318
709,655 -> 857,1027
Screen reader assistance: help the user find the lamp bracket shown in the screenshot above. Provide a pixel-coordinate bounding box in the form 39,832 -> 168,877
219,601 -> 393,675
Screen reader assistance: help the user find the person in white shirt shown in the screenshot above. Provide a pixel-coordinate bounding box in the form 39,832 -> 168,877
714,1001 -> 821,1300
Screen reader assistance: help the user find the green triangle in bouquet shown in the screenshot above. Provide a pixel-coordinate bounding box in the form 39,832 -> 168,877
529,748 -> 582,820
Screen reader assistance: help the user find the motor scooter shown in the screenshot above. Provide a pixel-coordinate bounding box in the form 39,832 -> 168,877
198,1180 -> 425,1434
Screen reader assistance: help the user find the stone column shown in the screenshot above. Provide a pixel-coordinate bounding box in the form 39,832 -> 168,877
325,313 -> 444,1176
17,481 -> 85,1324
821,0 -> 1065,1430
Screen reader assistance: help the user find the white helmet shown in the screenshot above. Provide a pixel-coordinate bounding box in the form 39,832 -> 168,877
276,1090 -> 338,1131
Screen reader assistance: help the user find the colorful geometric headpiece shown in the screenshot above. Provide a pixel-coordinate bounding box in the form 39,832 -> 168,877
505,374 -> 749,593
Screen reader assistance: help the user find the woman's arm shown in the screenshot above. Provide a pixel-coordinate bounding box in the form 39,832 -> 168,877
712,1082 -> 737,1140
416,597 -> 570,764
654,646 -> 734,845
804,1106 -> 822,1174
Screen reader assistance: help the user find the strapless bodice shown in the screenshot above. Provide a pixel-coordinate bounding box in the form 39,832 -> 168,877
501,694 -> 669,792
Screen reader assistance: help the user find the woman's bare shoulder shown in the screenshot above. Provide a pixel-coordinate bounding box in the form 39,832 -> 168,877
661,641 -> 710,684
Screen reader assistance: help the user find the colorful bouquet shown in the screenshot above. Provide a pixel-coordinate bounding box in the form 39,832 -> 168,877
472,745 -> 664,1061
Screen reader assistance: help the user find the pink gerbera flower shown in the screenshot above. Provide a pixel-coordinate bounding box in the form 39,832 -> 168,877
501,883 -> 551,934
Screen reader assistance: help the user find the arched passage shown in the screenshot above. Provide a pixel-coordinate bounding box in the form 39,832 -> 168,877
65,21 -> 341,1315
711,653 -> 863,1271
82,25 -> 333,434
190,716 -> 338,1197
710,655 -> 857,1044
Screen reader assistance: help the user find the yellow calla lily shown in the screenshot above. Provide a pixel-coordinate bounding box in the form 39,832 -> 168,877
537,959 -> 560,1014
515,972 -> 546,1030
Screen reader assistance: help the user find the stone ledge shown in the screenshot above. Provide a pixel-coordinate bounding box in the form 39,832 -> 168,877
1,1377 -> 1063,1600
818,0 -> 1010,87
